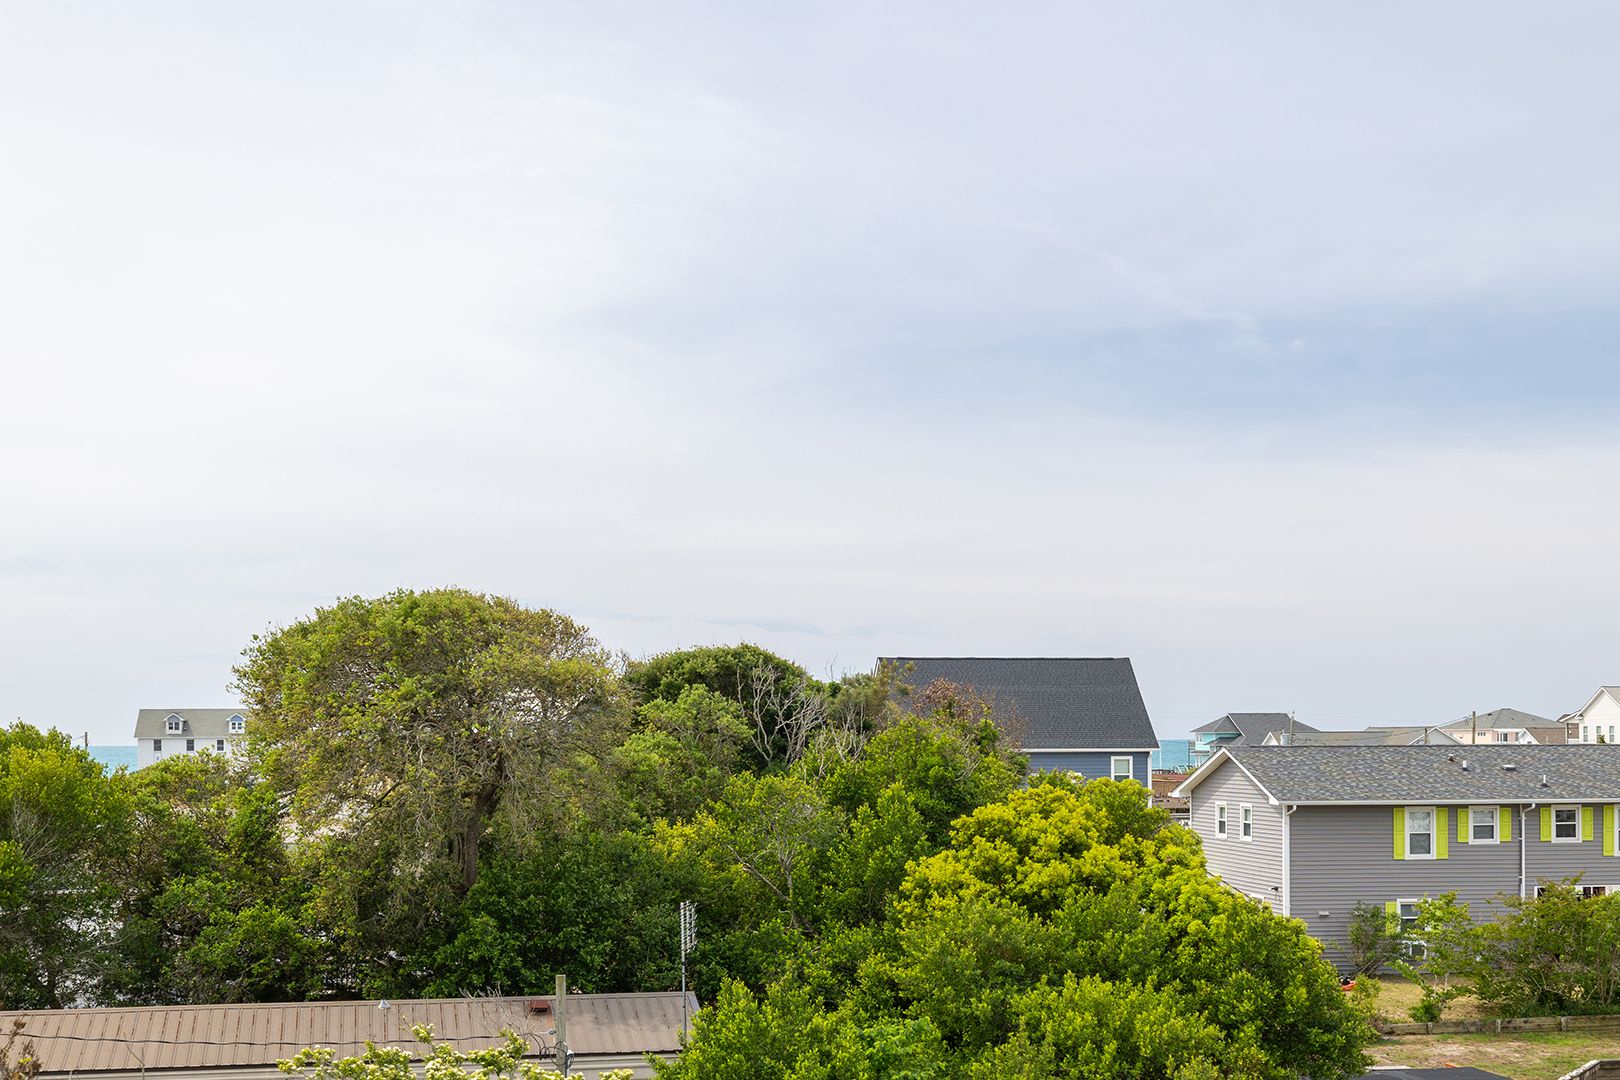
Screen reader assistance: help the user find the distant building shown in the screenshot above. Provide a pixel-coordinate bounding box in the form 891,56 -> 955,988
1439,707 -> 1565,745
134,709 -> 250,768
882,657 -> 1159,782
1565,688 -> 1620,744
1262,726 -> 1461,747
1190,712 -> 1317,764
0,992 -> 693,1080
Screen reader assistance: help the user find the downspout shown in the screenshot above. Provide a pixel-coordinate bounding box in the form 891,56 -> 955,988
1283,804 -> 1298,916
1521,803 -> 1537,899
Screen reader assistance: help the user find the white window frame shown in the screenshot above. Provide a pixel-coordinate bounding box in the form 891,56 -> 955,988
1110,755 -> 1133,782
215,739 -> 226,752
1469,805 -> 1499,844
185,738 -> 195,753
1396,898 -> 1427,958
166,716 -> 183,734
1583,885 -> 1609,899
1215,803 -> 1228,838
229,715 -> 245,734
153,738 -> 162,753
1552,804 -> 1581,843
1240,804 -> 1253,842
1405,805 -> 1437,860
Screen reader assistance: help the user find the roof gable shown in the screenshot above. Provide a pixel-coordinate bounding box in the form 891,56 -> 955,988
882,657 -> 1158,751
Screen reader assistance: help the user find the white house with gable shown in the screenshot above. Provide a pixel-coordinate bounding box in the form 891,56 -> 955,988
134,709 -> 250,767
1566,688 -> 1620,745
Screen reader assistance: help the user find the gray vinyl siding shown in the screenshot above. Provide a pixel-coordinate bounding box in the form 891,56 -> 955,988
1290,802 -> 1620,968
1026,750 -> 1150,783
1188,759 -> 1285,910
1526,804 -> 1620,890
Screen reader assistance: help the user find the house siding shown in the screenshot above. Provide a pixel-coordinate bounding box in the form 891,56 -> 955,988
1187,759 -> 1285,911
1025,750 -> 1150,784
1290,802 -> 1620,967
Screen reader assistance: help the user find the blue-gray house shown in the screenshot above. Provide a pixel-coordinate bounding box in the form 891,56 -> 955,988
881,656 -> 1159,783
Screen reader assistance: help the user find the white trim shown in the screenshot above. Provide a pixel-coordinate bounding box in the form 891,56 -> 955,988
1215,802 -> 1228,839
1551,803 -> 1581,843
1281,804 -> 1294,916
1468,805 -> 1500,844
1170,747 -> 1282,805
1027,747 -> 1157,754
1110,755 -> 1134,781
1239,804 -> 1253,842
1405,805 -> 1437,859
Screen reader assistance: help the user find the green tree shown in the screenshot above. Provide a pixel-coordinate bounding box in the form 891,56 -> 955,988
100,754 -> 319,1004
232,589 -> 624,985
280,1025 -> 630,1080
0,724 -> 126,1009
1471,879 -> 1620,1015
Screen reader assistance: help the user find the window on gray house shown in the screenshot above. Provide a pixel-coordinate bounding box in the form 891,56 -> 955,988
185,739 -> 195,752
1553,805 -> 1580,841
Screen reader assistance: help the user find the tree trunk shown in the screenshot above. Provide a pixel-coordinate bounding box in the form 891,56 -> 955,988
459,787 -> 500,891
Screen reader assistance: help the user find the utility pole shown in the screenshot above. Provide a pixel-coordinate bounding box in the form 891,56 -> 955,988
554,974 -> 569,1074
1471,710 -> 1478,746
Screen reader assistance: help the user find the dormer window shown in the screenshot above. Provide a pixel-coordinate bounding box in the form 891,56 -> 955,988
228,715 -> 246,734
165,715 -> 183,734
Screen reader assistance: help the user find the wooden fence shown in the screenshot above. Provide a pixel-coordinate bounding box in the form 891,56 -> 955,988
1377,1013 -> 1620,1036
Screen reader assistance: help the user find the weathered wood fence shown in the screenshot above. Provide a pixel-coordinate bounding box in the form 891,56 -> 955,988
1378,1013 -> 1620,1036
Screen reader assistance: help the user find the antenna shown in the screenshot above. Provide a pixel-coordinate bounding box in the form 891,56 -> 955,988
679,900 -> 697,1041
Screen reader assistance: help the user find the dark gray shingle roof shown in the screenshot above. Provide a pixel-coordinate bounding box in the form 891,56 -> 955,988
1215,745 -> 1620,803
1190,712 -> 1317,745
1276,726 -> 1458,747
881,657 -> 1158,750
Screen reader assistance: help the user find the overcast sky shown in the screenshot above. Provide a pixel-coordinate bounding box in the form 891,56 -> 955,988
4,4 -> 1619,744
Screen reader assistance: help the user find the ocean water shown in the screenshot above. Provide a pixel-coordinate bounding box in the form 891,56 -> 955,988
88,745 -> 139,771
1151,739 -> 1193,771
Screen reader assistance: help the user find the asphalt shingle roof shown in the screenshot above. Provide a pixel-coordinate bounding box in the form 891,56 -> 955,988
1191,712 -> 1318,745
881,657 -> 1158,751
1277,727 -> 1456,747
1215,745 -> 1620,803
133,708 -> 250,739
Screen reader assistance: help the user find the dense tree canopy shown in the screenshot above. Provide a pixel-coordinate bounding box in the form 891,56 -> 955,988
7,589 -> 1385,1077
0,725 -> 124,1009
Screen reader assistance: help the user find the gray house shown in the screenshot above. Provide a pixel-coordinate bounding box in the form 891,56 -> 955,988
1190,712 -> 1317,765
882,657 -> 1158,782
1174,745 -> 1620,966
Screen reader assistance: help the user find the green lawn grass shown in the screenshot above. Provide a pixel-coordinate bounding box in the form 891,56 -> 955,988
1367,1030 -> 1619,1080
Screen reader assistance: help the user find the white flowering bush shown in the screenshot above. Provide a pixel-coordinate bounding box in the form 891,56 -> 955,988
278,1024 -> 631,1080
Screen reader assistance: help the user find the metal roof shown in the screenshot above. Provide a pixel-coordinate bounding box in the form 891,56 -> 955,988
881,657 -> 1158,750
1177,745 -> 1620,804
1,993 -> 695,1074
134,710 -> 250,739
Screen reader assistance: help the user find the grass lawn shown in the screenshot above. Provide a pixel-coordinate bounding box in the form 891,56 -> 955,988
1372,974 -> 1489,1022
1367,1031 -> 1619,1080
1366,976 -> 1620,1078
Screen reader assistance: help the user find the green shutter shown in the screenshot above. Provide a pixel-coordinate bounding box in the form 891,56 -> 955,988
1436,808 -> 1449,859
1605,806 -> 1616,858
1542,805 -> 1553,842
1583,806 -> 1594,842
1385,900 -> 1398,922
1393,806 -> 1406,860
1500,806 -> 1512,842
1458,808 -> 1469,845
